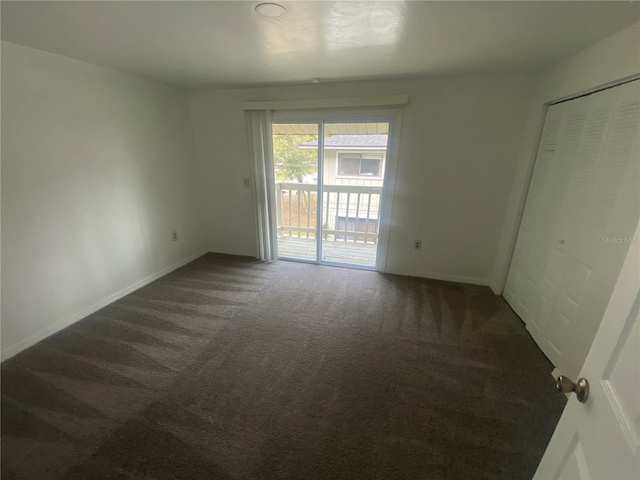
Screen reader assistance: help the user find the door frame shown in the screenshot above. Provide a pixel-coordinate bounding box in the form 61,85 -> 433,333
271,108 -> 404,272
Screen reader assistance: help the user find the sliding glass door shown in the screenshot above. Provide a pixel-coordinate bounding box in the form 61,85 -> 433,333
272,117 -> 393,270
271,123 -> 319,261
319,122 -> 388,267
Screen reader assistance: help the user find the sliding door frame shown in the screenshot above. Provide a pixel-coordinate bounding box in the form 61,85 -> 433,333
272,108 -> 403,272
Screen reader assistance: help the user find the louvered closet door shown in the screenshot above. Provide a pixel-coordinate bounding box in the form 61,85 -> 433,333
505,80 -> 640,379
540,81 -> 640,378
504,92 -> 592,332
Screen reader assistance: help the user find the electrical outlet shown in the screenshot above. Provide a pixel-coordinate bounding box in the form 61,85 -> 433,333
243,178 -> 250,188
414,239 -> 422,250
172,230 -> 179,242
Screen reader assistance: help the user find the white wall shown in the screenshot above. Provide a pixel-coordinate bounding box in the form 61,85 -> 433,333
189,74 -> 533,284
1,42 -> 207,359
490,22 -> 640,293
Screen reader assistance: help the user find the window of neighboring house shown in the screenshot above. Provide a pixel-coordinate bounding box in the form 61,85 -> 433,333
337,153 -> 383,177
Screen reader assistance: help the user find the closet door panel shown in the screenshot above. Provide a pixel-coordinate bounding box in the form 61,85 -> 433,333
526,100 -> 588,341
541,81 -> 640,378
504,107 -> 565,324
506,97 -> 589,338
526,86 -> 618,345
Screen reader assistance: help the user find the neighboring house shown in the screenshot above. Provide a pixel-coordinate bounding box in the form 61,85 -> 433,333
296,134 -> 389,241
299,134 -> 387,187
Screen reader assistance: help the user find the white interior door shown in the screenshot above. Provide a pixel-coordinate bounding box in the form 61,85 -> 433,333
504,80 -> 640,379
534,221 -> 639,480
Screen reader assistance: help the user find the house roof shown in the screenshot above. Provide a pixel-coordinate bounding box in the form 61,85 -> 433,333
299,134 -> 388,150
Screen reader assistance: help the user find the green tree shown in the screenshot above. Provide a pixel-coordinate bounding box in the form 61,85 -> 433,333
273,134 -> 318,182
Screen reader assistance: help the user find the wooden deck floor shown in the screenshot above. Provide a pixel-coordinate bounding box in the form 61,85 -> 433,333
277,236 -> 377,267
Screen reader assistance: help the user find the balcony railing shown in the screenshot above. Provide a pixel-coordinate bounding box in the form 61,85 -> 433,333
275,182 -> 382,243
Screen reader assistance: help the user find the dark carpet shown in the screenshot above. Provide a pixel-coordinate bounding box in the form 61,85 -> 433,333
1,253 -> 565,479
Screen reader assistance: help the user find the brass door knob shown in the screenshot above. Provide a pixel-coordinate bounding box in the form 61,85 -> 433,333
556,375 -> 589,403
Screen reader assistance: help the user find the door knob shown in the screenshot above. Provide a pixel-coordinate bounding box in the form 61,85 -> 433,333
556,375 -> 589,403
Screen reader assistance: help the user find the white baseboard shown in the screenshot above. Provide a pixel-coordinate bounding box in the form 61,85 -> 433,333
489,280 -> 503,296
1,250 -> 208,362
382,268 -> 489,287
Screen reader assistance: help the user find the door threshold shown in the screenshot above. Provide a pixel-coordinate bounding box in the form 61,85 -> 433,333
278,256 -> 377,272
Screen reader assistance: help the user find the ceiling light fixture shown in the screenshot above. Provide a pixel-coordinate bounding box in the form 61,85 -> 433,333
255,3 -> 286,19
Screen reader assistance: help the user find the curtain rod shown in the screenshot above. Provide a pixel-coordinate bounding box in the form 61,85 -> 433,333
242,95 -> 409,111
